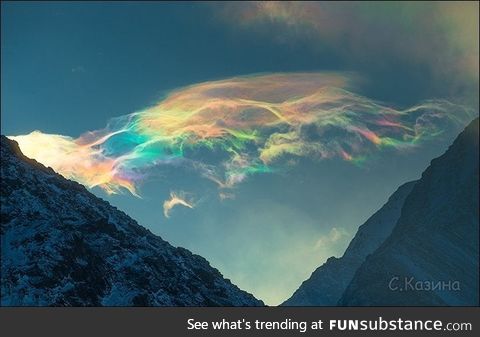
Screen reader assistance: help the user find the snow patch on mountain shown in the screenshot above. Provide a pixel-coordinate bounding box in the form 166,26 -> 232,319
1,136 -> 263,306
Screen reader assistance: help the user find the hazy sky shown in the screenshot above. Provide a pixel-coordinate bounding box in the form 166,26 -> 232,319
2,2 -> 478,305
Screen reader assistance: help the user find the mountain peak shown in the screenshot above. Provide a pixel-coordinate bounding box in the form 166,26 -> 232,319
284,117 -> 479,306
1,134 -> 263,306
339,117 -> 479,305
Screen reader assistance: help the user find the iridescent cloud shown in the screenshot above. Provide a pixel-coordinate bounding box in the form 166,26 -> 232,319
9,73 -> 475,197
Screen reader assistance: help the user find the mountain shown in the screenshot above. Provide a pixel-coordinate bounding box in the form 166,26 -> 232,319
339,118 -> 479,305
0,136 -> 263,306
282,181 -> 416,306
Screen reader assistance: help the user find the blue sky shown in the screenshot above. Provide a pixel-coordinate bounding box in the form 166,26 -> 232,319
2,2 -> 478,305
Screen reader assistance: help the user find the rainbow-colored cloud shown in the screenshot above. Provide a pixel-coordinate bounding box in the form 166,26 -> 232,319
10,73 -> 474,197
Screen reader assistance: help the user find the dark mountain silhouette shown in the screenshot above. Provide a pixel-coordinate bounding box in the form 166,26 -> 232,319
283,181 -> 415,306
285,117 -> 479,306
340,118 -> 479,305
0,136 -> 263,306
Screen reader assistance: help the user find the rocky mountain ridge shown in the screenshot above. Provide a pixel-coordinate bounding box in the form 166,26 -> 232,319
0,135 -> 263,306
285,117 -> 479,306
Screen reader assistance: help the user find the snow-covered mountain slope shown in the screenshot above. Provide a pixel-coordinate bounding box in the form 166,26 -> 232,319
282,181 -> 415,306
339,118 -> 479,306
0,136 -> 263,306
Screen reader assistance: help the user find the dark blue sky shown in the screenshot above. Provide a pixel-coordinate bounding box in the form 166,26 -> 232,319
1,1 -> 447,136
2,2 -> 477,305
